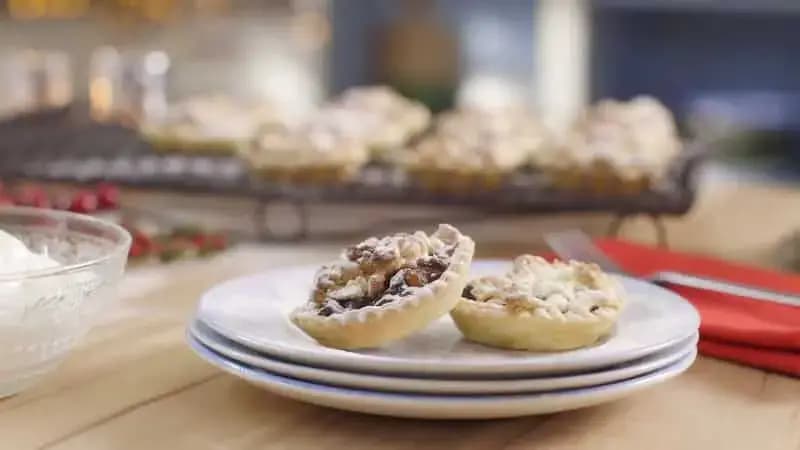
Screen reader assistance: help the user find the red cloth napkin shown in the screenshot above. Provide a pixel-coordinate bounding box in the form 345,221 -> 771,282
593,239 -> 800,377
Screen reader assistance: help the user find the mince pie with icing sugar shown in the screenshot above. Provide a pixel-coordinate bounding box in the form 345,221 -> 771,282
142,94 -> 281,155
332,85 -> 431,161
290,224 -> 475,349
535,96 -> 681,193
242,108 -> 370,184
451,255 -> 625,351
403,107 -> 550,191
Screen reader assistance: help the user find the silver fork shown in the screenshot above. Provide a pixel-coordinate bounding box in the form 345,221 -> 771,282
544,229 -> 800,307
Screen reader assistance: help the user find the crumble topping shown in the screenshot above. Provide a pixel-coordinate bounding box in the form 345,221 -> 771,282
462,255 -> 623,318
246,109 -> 370,169
311,225 -> 460,316
333,85 -> 431,148
149,95 -> 281,141
538,96 -> 681,181
405,107 -> 549,172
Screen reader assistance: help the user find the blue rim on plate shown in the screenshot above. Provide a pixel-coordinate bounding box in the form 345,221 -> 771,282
190,318 -> 699,394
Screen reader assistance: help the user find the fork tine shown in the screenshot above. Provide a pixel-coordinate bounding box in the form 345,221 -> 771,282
543,229 -> 625,274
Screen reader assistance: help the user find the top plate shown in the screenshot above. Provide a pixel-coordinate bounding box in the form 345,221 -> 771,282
197,260 -> 700,377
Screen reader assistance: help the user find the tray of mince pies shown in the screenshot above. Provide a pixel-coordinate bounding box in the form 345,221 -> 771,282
234,87 -> 699,195
0,86 -> 704,213
188,224 -> 700,419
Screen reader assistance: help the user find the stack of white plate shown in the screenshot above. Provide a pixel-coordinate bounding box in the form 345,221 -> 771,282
188,260 -> 700,419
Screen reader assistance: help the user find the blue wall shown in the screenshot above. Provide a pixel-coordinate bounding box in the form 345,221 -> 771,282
592,9 -> 800,121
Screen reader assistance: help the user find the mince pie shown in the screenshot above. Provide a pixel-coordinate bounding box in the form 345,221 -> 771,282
404,107 -> 550,191
142,95 -> 280,155
290,224 -> 474,349
536,96 -> 681,194
451,255 -> 624,351
331,85 -> 431,162
241,108 -> 370,184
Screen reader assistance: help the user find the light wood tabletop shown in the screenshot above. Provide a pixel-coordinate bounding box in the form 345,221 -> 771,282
2,178 -> 800,450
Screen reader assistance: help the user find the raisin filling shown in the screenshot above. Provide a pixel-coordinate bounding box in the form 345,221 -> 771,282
461,284 -> 476,301
314,244 -> 453,317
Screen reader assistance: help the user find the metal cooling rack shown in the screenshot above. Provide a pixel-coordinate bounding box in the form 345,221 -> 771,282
0,109 -> 705,242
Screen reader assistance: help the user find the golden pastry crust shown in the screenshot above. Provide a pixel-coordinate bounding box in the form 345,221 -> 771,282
143,130 -> 240,155
547,163 -> 652,195
407,168 -> 507,193
451,255 -> 625,351
290,224 -> 475,349
249,165 -> 359,185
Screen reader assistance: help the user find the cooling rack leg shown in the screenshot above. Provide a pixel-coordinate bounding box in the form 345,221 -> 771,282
607,214 -> 626,238
607,214 -> 670,248
652,214 -> 669,248
255,199 -> 309,241
254,199 -> 269,241
296,200 -> 309,240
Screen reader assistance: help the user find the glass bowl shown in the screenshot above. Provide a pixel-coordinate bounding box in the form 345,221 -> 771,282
0,207 -> 131,397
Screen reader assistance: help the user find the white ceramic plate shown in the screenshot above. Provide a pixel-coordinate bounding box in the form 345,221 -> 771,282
190,319 -> 698,394
197,260 -> 700,377
187,334 -> 697,419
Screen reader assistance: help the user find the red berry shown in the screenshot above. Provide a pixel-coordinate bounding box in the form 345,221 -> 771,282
135,233 -> 154,251
190,234 -> 207,248
96,183 -> 120,210
125,225 -> 154,249
207,234 -> 227,250
15,187 -> 51,208
69,191 -> 98,214
196,233 -> 227,254
129,241 -> 146,258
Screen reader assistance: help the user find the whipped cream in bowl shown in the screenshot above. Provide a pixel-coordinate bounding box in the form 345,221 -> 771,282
0,207 -> 131,398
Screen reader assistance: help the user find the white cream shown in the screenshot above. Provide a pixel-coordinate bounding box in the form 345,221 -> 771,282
0,229 -> 70,326
0,229 -> 60,275
0,228 -> 108,399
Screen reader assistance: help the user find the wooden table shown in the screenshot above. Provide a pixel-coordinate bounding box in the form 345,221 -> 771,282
2,178 -> 800,450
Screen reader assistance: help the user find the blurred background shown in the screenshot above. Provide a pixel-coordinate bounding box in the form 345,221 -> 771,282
1,0 -> 799,268
3,0 -> 800,148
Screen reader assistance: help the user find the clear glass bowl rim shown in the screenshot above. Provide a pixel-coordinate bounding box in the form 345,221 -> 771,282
0,206 -> 132,282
